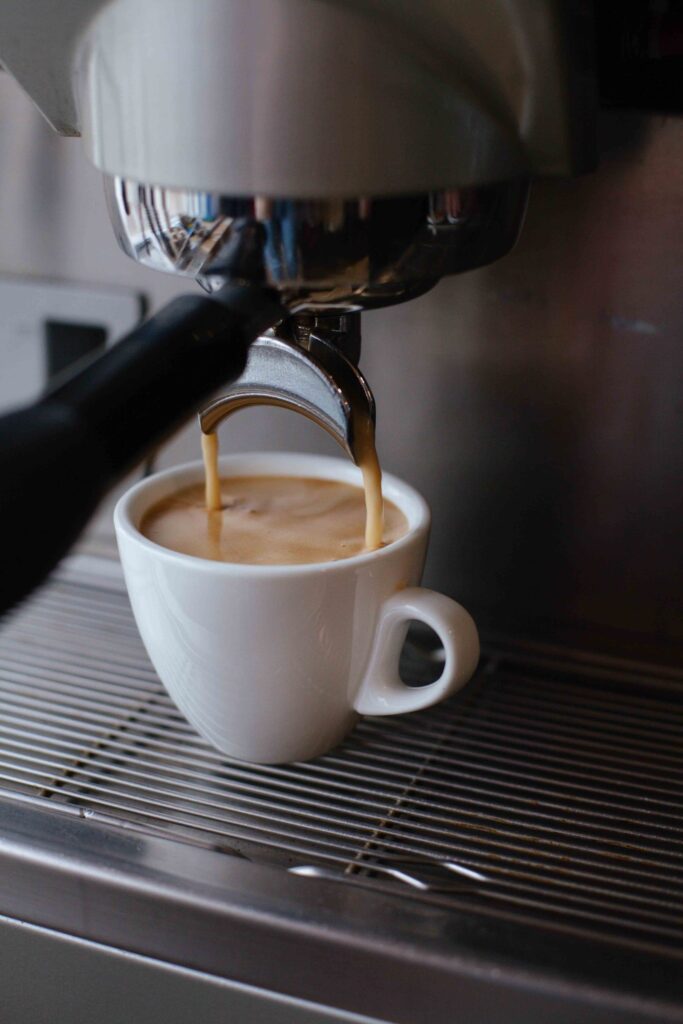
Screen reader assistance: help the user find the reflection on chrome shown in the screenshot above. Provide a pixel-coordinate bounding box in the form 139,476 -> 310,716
105,175 -> 528,313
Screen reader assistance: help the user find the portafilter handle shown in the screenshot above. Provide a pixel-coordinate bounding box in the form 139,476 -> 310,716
0,285 -> 284,615
199,323 -> 376,467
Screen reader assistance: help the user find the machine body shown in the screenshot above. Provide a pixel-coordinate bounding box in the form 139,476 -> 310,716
0,0 -> 596,610
0,0 -> 593,194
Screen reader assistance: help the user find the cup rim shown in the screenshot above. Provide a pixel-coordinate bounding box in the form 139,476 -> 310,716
114,451 -> 430,576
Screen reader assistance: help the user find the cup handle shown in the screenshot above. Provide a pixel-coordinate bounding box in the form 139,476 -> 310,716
353,588 -> 480,716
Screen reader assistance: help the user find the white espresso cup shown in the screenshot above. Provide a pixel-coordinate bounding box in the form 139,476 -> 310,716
114,452 -> 479,764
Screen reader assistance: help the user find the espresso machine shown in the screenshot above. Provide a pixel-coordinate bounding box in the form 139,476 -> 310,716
1,3 -> 683,1023
0,0 -> 593,611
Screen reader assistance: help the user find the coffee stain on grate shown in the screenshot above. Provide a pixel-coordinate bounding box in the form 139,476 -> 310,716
1,574 -> 683,955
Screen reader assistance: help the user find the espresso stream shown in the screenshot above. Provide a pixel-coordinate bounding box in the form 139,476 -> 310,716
201,432 -> 222,512
201,428 -> 385,552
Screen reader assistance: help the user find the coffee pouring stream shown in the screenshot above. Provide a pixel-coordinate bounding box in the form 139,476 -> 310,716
199,313 -> 386,551
200,314 -> 375,468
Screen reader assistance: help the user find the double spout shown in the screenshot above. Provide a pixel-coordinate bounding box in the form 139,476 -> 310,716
199,313 -> 377,469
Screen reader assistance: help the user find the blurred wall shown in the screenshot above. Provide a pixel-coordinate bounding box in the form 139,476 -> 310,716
1,74 -> 681,647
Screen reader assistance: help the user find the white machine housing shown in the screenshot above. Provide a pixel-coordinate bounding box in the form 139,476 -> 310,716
0,0 -> 593,197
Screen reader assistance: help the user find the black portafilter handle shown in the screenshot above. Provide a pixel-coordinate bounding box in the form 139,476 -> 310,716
0,285 -> 284,614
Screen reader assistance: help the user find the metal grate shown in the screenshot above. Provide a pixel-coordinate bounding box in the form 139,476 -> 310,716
1,570 -> 683,958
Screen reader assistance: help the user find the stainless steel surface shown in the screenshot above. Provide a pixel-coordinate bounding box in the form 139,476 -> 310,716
200,329 -> 375,467
289,857 -> 488,893
356,111 -> 683,645
0,561 -> 682,1023
5,802 -> 680,1024
0,916 -> 385,1024
106,176 -> 528,311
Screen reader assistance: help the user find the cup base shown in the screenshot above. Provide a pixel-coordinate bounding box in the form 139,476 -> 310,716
196,717 -> 358,765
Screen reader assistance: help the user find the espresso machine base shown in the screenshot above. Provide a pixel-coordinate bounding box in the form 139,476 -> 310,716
0,556 -> 680,1024
0,916 -> 383,1024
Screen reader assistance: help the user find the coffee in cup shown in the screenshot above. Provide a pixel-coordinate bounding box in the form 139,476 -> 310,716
201,424 -> 386,551
140,474 -> 408,566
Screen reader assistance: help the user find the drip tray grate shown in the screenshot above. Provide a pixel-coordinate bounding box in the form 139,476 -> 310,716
1,568 -> 683,957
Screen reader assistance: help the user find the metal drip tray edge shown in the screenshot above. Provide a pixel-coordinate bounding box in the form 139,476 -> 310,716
0,795 -> 681,1024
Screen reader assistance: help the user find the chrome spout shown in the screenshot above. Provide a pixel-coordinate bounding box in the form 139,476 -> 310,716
198,327 -> 375,466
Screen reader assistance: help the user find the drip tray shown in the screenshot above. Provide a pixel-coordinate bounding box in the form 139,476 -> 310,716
0,557 -> 682,1023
